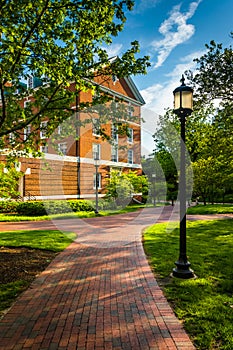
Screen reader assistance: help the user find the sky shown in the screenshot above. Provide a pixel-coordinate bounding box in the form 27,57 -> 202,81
105,0 -> 233,156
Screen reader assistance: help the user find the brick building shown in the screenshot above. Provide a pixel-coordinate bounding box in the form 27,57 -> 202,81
2,75 -> 145,200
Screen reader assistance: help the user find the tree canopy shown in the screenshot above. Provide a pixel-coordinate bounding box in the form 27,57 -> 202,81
188,35 -> 233,107
0,0 -> 150,155
151,34 -> 233,204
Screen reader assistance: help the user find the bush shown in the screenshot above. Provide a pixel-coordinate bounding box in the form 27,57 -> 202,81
69,200 -> 94,212
15,199 -> 95,216
0,200 -> 19,213
16,201 -> 46,216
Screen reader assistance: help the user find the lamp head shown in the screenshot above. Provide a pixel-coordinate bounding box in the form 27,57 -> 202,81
173,75 -> 193,116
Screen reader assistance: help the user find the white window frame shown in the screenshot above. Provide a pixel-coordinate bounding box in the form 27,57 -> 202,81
27,76 -> 34,89
111,124 -> 118,143
128,149 -> 133,164
9,132 -> 16,144
111,145 -> 118,162
92,118 -> 100,136
127,128 -> 133,143
24,125 -> 31,141
24,100 -> 31,108
40,145 -> 48,153
128,102 -> 133,118
40,121 -> 48,139
93,143 -> 101,160
58,142 -> 67,155
57,125 -> 62,135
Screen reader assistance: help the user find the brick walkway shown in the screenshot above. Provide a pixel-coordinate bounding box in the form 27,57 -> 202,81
0,206 -> 197,350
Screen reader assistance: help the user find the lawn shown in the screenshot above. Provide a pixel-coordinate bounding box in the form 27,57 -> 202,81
0,230 -> 76,316
143,219 -> 233,350
187,204 -> 233,215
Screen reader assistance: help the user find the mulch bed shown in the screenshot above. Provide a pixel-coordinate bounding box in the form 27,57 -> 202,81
0,246 -> 57,284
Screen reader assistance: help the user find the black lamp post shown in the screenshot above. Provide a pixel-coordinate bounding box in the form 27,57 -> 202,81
94,155 -> 99,214
172,75 -> 195,279
151,173 -> 156,206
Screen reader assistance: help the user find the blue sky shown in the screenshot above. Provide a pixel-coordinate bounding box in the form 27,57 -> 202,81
105,0 -> 233,155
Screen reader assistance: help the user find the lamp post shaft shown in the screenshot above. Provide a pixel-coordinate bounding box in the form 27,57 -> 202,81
172,75 -> 194,279
173,111 -> 194,278
179,113 -> 187,262
95,164 -> 99,214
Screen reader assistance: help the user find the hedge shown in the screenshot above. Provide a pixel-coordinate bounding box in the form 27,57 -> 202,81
0,200 -> 19,213
0,200 -> 94,216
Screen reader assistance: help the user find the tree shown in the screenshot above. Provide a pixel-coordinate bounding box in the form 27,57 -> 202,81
141,152 -> 177,204
0,0 -> 150,156
0,164 -> 22,198
187,36 -> 233,203
105,170 -> 148,206
188,36 -> 233,107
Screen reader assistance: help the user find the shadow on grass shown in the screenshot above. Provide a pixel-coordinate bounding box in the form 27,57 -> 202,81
143,219 -> 233,350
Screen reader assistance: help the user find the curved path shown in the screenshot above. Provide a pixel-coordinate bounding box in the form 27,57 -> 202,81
1,206 -> 229,349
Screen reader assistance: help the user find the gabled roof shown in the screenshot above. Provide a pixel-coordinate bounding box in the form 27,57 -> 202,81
124,76 -> 145,105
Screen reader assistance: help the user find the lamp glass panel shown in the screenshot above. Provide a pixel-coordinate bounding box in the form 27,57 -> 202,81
181,91 -> 193,109
174,91 -> 181,110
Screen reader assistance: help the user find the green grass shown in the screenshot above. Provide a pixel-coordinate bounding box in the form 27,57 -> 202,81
0,229 -> 76,251
187,204 -> 233,215
0,204 -> 147,222
143,219 -> 233,350
0,211 -> 97,222
0,229 -> 76,314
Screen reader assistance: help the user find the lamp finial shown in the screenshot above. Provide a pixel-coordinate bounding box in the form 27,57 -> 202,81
180,74 -> 185,86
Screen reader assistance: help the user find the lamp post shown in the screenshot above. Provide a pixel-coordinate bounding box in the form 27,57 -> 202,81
172,75 -> 195,279
94,155 -> 99,214
151,173 -> 156,206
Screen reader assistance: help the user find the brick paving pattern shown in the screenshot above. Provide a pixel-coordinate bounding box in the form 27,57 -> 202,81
0,206 -> 197,349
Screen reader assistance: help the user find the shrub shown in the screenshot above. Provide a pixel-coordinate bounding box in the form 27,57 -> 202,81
15,199 -> 94,216
0,200 -> 19,213
16,201 -> 46,216
69,200 -> 94,212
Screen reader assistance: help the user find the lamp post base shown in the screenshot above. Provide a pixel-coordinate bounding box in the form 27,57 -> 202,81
172,261 -> 195,279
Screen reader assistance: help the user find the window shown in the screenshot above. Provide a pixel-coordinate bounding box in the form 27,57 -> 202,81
111,124 -> 118,143
128,149 -> 133,164
127,128 -> 133,143
128,102 -> 133,118
93,172 -> 101,189
9,132 -> 16,144
24,125 -> 31,140
92,118 -> 100,136
40,145 -> 48,153
112,75 -> 119,84
40,121 -> 48,139
27,76 -> 34,89
58,142 -> 67,155
111,145 -> 118,162
24,100 -> 30,108
93,143 -> 101,160
57,125 -> 62,135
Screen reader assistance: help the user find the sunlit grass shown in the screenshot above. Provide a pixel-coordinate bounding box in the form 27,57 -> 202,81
143,219 -> 233,350
0,230 -> 76,251
187,204 -> 233,215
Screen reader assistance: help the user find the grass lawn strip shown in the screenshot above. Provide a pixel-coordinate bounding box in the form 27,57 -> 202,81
187,204 -> 233,215
143,219 -> 233,350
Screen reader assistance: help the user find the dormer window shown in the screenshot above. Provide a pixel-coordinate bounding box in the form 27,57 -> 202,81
112,75 -> 119,85
27,76 -> 34,89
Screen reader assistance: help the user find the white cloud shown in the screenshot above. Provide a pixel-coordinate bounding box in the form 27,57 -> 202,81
141,50 -> 204,115
140,49 -> 206,156
151,0 -> 202,68
133,0 -> 160,14
103,44 -> 123,58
